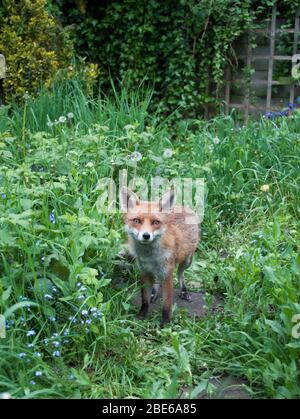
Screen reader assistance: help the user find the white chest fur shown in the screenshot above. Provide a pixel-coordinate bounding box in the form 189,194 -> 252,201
133,241 -> 171,280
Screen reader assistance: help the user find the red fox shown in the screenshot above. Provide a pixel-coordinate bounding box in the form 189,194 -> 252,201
120,187 -> 200,327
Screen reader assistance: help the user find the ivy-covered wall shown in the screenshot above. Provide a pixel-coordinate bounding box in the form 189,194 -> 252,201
0,0 -> 299,113
52,0 -> 300,119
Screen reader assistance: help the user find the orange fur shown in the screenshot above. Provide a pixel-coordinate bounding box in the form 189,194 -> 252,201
121,188 -> 200,326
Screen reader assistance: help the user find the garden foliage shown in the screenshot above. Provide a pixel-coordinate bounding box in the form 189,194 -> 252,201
0,79 -> 299,398
52,0 -> 300,118
0,0 -> 73,101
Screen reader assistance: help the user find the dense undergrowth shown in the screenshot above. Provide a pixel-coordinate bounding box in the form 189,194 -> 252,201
0,79 -> 299,398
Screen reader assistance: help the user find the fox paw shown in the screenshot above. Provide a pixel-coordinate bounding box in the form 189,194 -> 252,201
180,291 -> 191,302
137,307 -> 148,319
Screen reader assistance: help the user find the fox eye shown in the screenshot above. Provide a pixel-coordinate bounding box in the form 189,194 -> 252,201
152,220 -> 161,225
132,218 -> 141,224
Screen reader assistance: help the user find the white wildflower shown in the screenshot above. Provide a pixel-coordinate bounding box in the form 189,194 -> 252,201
67,112 -> 74,119
213,137 -> 220,145
128,151 -> 142,162
163,148 -> 173,158
58,116 -> 67,123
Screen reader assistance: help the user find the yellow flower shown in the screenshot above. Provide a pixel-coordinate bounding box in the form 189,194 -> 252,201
260,184 -> 270,192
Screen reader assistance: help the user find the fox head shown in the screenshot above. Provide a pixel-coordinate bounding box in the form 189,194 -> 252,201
120,187 -> 176,244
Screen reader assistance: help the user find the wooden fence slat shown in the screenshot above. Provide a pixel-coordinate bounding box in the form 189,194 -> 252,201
266,3 -> 277,112
0,54 -> 6,106
244,34 -> 252,122
254,28 -> 296,34
204,74 -> 210,119
289,8 -> 300,106
224,66 -> 231,115
231,79 -> 295,86
237,55 -> 294,61
228,103 -> 281,111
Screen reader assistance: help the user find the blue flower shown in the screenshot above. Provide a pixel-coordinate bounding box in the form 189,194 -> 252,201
296,96 -> 300,103
77,295 -> 85,300
1,193 -> 6,199
44,294 -> 53,300
275,110 -> 288,117
27,330 -> 36,337
6,319 -> 15,329
92,310 -> 103,318
68,316 -> 77,324
49,316 -> 56,322
49,211 -> 56,224
30,380 -> 36,385
52,341 -> 60,348
34,352 -> 42,358
53,350 -> 61,357
27,343 -> 34,348
18,352 -> 26,358
35,371 -> 42,377
81,310 -> 89,316
288,102 -> 296,109
264,112 -> 274,119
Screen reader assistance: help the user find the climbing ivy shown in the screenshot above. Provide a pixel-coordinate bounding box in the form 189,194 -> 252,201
7,0 -> 300,116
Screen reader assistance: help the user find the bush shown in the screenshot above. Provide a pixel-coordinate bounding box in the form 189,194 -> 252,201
0,0 -> 73,102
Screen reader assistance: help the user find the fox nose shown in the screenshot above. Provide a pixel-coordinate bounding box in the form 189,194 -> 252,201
142,232 -> 151,241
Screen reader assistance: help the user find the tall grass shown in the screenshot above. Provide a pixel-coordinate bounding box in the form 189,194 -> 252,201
2,77 -> 154,139
0,78 -> 299,399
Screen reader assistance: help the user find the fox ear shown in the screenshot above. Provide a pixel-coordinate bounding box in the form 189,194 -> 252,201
159,188 -> 176,212
120,187 -> 140,211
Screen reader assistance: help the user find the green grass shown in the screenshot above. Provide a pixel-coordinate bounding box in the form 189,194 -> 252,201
0,79 -> 300,399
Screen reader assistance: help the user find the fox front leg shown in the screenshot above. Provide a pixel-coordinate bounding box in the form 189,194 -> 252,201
138,273 -> 154,319
178,255 -> 193,302
161,268 -> 174,327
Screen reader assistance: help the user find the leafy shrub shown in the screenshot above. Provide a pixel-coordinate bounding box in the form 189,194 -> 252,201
0,0 -> 73,102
